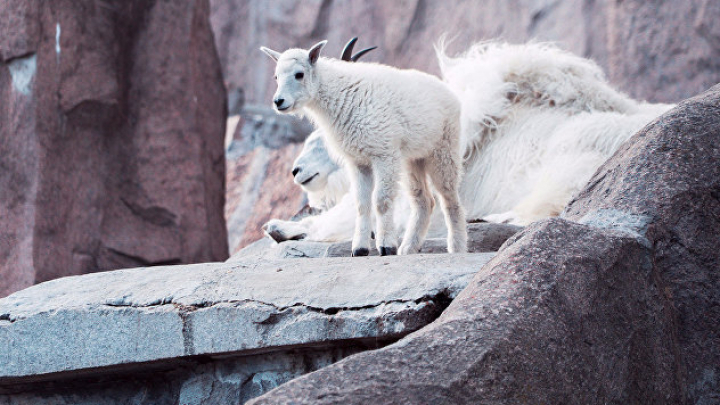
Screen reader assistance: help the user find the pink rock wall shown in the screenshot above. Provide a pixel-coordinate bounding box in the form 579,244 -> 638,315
0,0 -> 228,297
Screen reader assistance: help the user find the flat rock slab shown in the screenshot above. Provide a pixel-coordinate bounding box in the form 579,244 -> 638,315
230,223 -> 521,260
0,253 -> 494,383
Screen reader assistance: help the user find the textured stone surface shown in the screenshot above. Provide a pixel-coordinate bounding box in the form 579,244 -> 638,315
0,347 -> 366,404
210,0 -> 720,106
229,222 -> 521,260
248,88 -> 720,404
0,253 -> 493,381
564,84 -> 720,404
0,0 -> 228,297
249,219 -> 679,404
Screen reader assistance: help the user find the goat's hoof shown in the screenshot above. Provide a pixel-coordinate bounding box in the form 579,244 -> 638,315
263,220 -> 308,243
263,222 -> 285,243
352,248 -> 369,257
379,246 -> 397,256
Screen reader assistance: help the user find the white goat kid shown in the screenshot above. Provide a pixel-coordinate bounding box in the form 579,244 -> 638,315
260,41 -> 467,256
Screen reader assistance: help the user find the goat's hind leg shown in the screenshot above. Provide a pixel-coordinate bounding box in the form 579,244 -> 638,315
428,148 -> 468,253
399,159 -> 434,255
372,156 -> 401,256
348,163 -> 374,256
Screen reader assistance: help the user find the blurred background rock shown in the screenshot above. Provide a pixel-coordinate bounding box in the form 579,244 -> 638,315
1,1 -> 228,297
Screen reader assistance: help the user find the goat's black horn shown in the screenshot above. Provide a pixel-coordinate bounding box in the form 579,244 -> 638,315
351,46 -> 377,62
341,37 -> 358,61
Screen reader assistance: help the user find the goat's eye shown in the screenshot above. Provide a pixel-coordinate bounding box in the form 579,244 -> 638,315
274,75 -> 277,80
295,72 -> 304,80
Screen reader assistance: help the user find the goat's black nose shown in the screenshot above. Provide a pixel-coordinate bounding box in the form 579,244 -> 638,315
292,167 -> 300,177
274,98 -> 285,108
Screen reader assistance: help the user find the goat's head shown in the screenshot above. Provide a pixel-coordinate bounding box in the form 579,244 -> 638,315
260,41 -> 327,114
260,38 -> 377,114
291,130 -> 341,192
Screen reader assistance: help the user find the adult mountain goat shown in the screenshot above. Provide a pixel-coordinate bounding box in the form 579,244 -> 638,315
260,40 -> 468,256
262,41 -> 673,244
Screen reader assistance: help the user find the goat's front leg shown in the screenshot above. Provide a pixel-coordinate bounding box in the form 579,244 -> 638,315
348,163 -> 374,256
263,219 -> 308,242
372,156 -> 400,256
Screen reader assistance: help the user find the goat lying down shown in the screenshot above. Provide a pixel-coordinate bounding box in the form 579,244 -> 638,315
263,41 -> 673,244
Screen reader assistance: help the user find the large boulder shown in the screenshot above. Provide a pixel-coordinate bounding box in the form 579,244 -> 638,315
250,219 -> 679,404
210,0 -> 720,106
564,83 -> 720,404
0,0 -> 228,297
247,86 -> 720,403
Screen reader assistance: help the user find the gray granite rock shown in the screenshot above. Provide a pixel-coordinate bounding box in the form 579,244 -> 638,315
0,347 -> 365,404
564,84 -> 720,404
0,253 -> 493,384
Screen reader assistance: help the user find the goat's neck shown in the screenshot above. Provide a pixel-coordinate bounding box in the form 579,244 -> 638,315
304,60 -> 358,133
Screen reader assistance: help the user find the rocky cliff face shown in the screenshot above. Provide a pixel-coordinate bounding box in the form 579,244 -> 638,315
210,0 -> 720,106
0,0 -> 229,297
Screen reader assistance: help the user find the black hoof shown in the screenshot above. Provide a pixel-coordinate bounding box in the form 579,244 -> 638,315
266,229 -> 285,243
379,246 -> 397,256
352,248 -> 369,257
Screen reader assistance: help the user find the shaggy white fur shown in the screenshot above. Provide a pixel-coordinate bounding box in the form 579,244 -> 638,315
262,41 -> 673,243
261,40 -> 468,255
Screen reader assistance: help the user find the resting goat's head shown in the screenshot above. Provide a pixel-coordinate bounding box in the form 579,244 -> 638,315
291,130 -> 341,192
260,38 -> 376,114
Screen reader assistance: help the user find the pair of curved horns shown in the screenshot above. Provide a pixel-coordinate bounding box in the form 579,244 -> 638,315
340,37 -> 377,62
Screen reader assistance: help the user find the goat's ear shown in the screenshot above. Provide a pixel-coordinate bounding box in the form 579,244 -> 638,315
260,46 -> 281,62
308,40 -> 327,65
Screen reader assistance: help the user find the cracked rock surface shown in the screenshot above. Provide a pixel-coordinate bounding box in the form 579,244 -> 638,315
0,253 -> 493,383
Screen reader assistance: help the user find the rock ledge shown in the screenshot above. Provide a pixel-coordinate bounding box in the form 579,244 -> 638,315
0,253 -> 493,402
